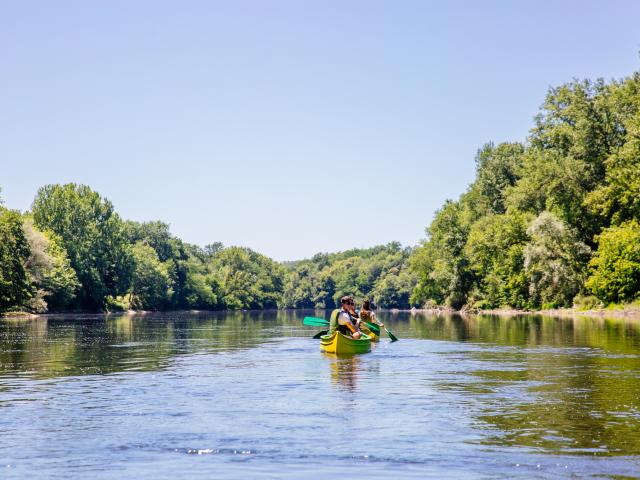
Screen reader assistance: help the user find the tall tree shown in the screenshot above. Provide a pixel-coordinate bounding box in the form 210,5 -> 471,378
128,242 -> 173,310
0,209 -> 31,311
524,212 -> 591,308
586,221 -> 640,303
31,184 -> 132,310
410,200 -> 473,308
22,218 -> 79,312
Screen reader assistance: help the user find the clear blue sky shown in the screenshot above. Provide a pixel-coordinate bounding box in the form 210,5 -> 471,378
1,1 -> 639,260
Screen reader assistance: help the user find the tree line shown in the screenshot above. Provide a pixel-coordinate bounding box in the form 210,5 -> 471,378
2,69 -> 640,314
0,184 -> 415,313
410,70 -> 640,309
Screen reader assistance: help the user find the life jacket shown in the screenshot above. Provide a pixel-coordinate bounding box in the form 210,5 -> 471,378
360,310 -> 373,322
329,308 -> 358,336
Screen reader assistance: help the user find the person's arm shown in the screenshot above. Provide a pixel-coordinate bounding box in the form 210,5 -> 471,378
370,311 -> 384,327
338,312 -> 361,337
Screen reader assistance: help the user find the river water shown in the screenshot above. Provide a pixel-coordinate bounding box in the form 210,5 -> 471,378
1,311 -> 639,479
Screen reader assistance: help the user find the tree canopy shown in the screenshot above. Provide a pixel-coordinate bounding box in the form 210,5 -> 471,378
410,71 -> 640,308
2,70 -> 640,313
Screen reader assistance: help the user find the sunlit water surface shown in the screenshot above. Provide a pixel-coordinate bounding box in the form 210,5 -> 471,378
1,311 -> 640,479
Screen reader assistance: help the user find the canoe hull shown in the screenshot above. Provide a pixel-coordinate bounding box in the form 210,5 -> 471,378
320,331 -> 371,355
361,326 -> 380,342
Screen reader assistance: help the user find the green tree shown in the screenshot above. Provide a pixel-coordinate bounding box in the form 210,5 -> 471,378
372,267 -> 417,308
410,200 -> 473,308
0,209 -> 31,311
124,220 -> 176,262
283,243 -> 415,309
179,256 -> 219,309
22,218 -> 79,312
464,212 -> 531,308
470,142 -> 525,216
128,242 -> 174,310
586,221 -> 640,303
505,148 -> 596,242
212,247 -> 284,309
524,212 -> 591,308
31,184 -> 132,310
530,78 -> 622,183
587,88 -> 640,225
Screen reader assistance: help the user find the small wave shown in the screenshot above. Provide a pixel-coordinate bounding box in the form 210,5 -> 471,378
179,447 -> 257,456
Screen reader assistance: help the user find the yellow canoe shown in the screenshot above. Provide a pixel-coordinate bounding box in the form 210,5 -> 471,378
320,331 -> 371,355
360,325 -> 380,342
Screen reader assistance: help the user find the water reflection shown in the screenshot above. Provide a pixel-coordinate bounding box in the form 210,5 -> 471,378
0,311 -> 309,379
1,310 -> 640,472
398,312 -> 640,352
388,312 -> 640,456
326,354 -> 362,391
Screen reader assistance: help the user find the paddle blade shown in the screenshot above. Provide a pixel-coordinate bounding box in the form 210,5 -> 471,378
312,330 -> 328,339
303,316 -> 329,326
363,321 -> 381,334
386,328 -> 399,342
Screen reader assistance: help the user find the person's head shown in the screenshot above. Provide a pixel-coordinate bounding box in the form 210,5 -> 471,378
362,299 -> 371,311
341,295 -> 355,311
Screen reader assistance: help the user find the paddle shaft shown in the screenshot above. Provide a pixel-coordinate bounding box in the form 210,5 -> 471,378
304,316 -> 381,334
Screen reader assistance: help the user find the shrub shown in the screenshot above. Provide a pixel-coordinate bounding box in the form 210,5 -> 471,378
586,221 -> 640,303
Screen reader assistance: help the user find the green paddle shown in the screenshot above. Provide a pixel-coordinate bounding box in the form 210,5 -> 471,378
303,316 -> 329,326
384,326 -> 399,342
364,313 -> 398,341
312,330 -> 328,339
364,322 -> 380,334
304,316 -> 384,336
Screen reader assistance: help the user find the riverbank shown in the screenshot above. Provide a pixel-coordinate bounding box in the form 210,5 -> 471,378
412,304 -> 640,320
4,305 -> 640,321
0,308 -> 288,320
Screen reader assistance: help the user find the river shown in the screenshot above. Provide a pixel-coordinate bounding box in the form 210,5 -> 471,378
1,311 -> 639,478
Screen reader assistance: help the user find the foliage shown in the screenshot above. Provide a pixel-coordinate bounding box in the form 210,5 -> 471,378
128,242 -> 174,310
572,294 -> 603,310
410,200 -> 473,308
411,70 -> 640,309
0,209 -> 31,311
282,242 -> 415,309
22,218 -> 79,311
464,212 -> 531,309
471,142 -> 524,216
31,184 -> 132,310
212,247 -> 284,310
586,221 -> 640,303
523,212 -> 591,308
588,73 -> 640,225
4,70 -> 640,312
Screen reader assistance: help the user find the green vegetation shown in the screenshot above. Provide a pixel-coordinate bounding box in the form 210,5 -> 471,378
281,243 -> 415,309
0,185 -> 414,313
2,69 -> 640,313
0,208 -> 31,310
410,71 -> 640,309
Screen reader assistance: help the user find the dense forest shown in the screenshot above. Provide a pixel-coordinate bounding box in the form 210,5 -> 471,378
1,69 -> 640,314
411,71 -> 640,310
0,183 -> 415,313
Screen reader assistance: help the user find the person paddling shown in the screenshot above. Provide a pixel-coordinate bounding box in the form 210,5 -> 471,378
359,299 -> 384,329
329,295 -> 362,339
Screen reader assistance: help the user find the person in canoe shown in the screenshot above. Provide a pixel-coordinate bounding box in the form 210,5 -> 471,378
359,299 -> 384,329
329,295 -> 362,339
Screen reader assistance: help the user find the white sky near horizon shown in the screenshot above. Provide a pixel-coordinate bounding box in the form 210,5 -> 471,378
1,0 -> 639,261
